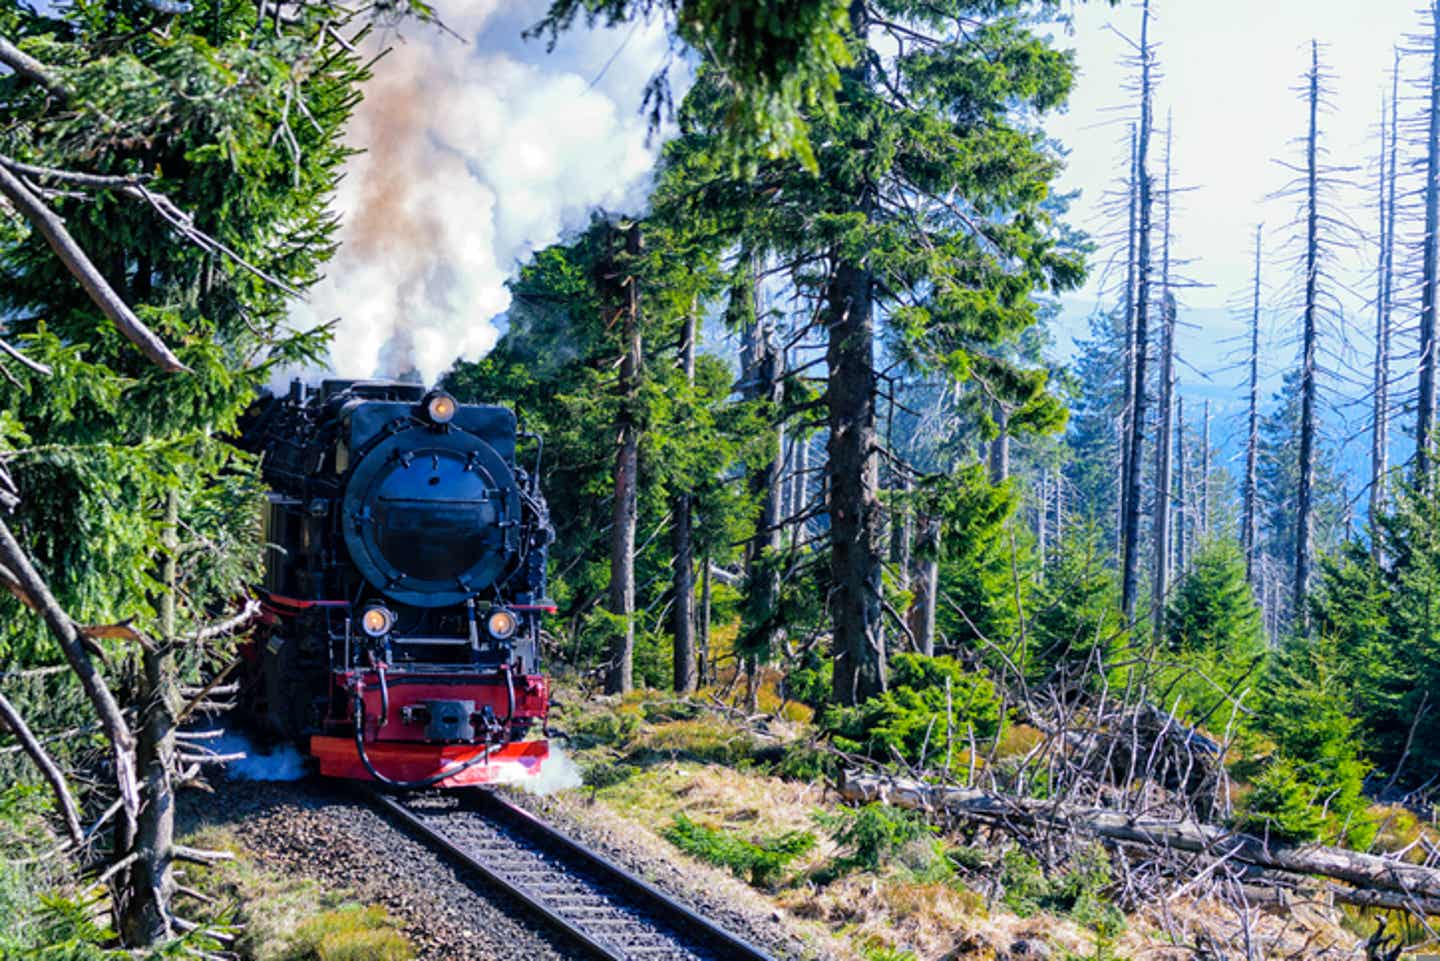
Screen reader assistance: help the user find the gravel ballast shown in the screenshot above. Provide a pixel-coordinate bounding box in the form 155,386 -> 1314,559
179,777 -> 832,961
179,779 -> 585,961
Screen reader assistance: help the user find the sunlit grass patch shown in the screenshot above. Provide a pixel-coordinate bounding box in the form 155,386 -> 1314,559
179,827 -> 412,961
280,905 -> 412,961
663,813 -> 815,887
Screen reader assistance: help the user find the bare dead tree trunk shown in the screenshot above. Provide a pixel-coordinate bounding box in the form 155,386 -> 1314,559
1419,4 -> 1440,485
1121,0 -> 1156,622
1294,43 -> 1321,628
606,222 -> 642,694
1371,58 -> 1399,544
988,402 -> 1010,485
839,770 -> 1440,907
0,692 -> 84,847
1055,474 -> 1065,554
1151,120 -> 1176,638
1244,225 -> 1263,586
1119,124 -> 1139,565
790,432 -> 809,550
907,514 -> 940,657
741,282 -> 785,712
1037,469 -> 1049,578
0,519 -> 138,830
891,471 -> 914,589
672,309 -> 698,694
1175,394 -> 1189,574
0,164 -> 186,373
700,552 -> 712,685
1200,399 -> 1210,540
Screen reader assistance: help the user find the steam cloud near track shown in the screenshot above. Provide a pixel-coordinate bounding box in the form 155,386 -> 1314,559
290,1 -> 671,384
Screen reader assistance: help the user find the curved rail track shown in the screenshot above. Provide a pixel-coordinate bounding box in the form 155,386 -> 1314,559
363,787 -> 779,961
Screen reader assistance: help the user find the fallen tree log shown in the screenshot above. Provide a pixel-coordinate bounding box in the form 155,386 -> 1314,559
839,771 -> 1440,911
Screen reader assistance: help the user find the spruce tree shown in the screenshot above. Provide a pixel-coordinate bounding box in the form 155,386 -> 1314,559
0,0 -> 365,944
661,2 -> 1084,705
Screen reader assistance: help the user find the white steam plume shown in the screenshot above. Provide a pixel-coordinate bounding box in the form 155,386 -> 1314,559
515,743 -> 584,795
289,1 -> 673,384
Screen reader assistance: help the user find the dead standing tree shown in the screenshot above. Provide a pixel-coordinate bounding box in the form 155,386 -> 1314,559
1151,120 -> 1177,638
1417,3 -> 1440,484
1120,0 -> 1158,624
603,221 -> 643,695
1291,43 -> 1333,627
1243,225 -> 1264,586
1370,54 -> 1400,539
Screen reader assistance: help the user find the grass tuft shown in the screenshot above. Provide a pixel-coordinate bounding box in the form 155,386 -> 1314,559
280,905 -> 413,961
663,813 -> 815,887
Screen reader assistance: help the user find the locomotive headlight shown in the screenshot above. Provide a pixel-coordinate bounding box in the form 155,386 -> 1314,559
426,391 -> 457,424
361,605 -> 395,637
486,608 -> 518,640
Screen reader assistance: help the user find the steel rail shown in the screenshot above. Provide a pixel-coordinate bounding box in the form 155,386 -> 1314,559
362,787 -> 778,961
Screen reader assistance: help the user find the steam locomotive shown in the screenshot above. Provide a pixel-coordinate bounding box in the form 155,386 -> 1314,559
238,379 -> 555,788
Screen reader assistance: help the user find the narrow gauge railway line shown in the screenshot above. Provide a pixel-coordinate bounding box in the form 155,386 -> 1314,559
363,787 -> 779,961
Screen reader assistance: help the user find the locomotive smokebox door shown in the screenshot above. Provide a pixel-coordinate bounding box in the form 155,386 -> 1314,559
423,699 -> 477,742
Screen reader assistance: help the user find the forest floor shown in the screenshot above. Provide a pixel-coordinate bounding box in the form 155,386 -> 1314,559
524,681 -> 1379,961
173,682 -> 1390,961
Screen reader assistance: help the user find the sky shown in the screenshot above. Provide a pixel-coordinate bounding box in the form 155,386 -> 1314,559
1046,0 -> 1421,410
293,0 -> 1427,474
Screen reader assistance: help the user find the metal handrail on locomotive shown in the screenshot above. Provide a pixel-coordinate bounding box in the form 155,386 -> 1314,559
238,379 -> 556,788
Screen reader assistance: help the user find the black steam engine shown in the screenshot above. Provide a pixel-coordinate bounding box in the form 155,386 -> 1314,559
239,379 -> 555,787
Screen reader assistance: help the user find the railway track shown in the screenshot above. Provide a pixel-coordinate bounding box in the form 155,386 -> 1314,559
363,787 -> 779,961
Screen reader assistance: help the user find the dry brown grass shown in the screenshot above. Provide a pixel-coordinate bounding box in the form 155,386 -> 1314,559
557,685 -> 1372,961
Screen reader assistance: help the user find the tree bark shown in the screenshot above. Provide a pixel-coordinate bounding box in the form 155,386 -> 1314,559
1200,399 -> 1210,540
606,223 -> 642,694
890,471 -> 914,590
790,432 -> 809,550
826,0 -> 886,706
1151,293 -> 1176,638
988,402 -> 1010,485
699,553 -> 712,685
120,489 -> 178,945
1036,469 -> 1048,577
1176,394 -> 1189,575
1294,44 -> 1321,628
1120,0 -> 1155,622
672,310 -> 698,694
827,251 -> 886,704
